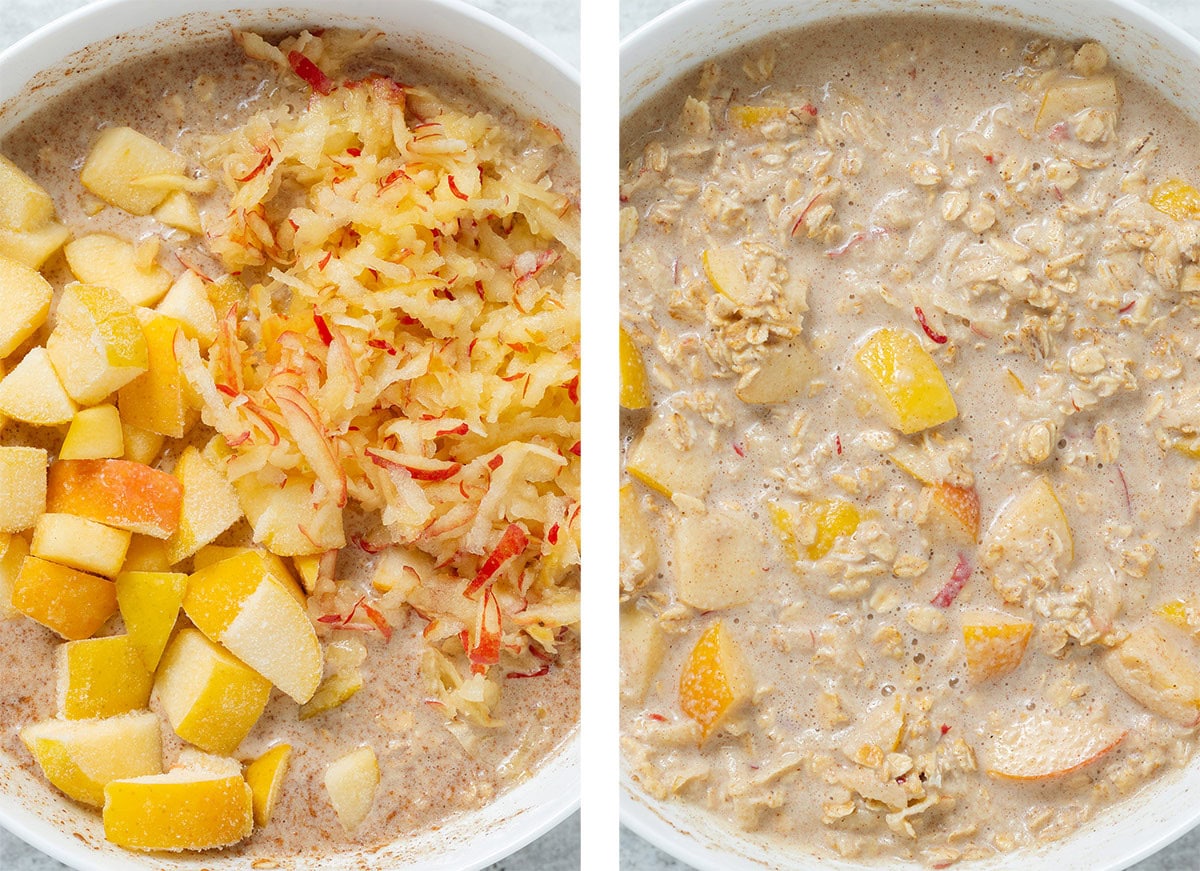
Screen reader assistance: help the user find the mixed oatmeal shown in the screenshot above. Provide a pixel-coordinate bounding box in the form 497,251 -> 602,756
620,15 -> 1200,865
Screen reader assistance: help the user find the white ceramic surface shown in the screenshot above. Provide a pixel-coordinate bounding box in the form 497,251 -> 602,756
0,2 -> 579,870
620,1 -> 1200,869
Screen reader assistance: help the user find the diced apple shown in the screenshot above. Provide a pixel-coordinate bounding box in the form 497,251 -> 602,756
793,498 -> 862,560
324,746 -> 379,832
31,513 -> 130,578
102,768 -> 253,851
0,446 -> 46,532
184,550 -> 322,703
924,482 -> 981,543
984,710 -> 1126,780
299,639 -> 366,720
1150,179 -> 1200,221
81,127 -> 188,216
626,412 -> 712,504
120,535 -> 170,573
0,534 -> 29,619
121,422 -> 165,465
736,337 -> 817,404
236,474 -> 346,555
0,347 -> 77,426
64,234 -> 172,307
963,618 -> 1033,683
679,622 -> 752,740
163,447 -> 240,564
620,604 -> 665,704
855,327 -> 958,434
619,327 -> 650,410
11,556 -> 117,640
48,458 -> 183,539
193,545 -> 300,597
0,154 -> 55,231
46,282 -> 148,405
57,635 -> 152,719
619,483 -> 658,594
674,509 -> 764,610
153,190 -> 203,235
0,222 -> 70,270
1103,625 -> 1200,726
245,743 -> 291,827
115,570 -> 187,670
21,712 -> 161,807
1035,75 -> 1120,131
61,405 -> 124,460
702,246 -> 754,305
0,255 -> 52,358
982,476 -> 1072,605
731,105 -> 789,128
154,627 -> 272,755
839,695 -> 905,762
155,270 -> 218,347
118,311 -> 193,437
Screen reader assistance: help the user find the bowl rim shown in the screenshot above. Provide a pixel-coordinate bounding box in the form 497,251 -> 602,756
618,0 -> 1200,868
0,1 -> 579,869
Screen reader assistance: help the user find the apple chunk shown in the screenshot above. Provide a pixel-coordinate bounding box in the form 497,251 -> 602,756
626,411 -> 712,503
46,282 -> 148,405
11,556 -> 117,640
0,445 -> 47,533
164,446 -> 241,564
118,311 -> 193,437
982,476 -> 1072,605
32,513 -> 131,578
60,404 -> 124,460
855,327 -> 958,434
0,154 -> 55,231
81,127 -> 188,216
0,221 -> 69,270
245,743 -> 291,827
48,459 -> 183,539
621,604 -> 665,704
1103,625 -> 1200,726
679,621 -> 752,740
57,635 -> 152,720
618,327 -> 650,410
0,255 -> 52,358
983,710 -> 1125,780
184,550 -> 323,703
324,746 -> 379,832
0,346 -> 77,426
674,509 -> 764,610
963,619 -> 1033,683
114,570 -> 187,670
102,768 -> 253,851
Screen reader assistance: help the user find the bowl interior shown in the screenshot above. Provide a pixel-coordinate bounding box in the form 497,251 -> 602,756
0,3 -> 578,870
620,0 -> 1200,868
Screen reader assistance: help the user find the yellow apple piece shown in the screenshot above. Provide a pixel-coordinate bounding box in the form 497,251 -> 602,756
982,476 -> 1072,605
184,550 -> 322,703
48,458 -> 183,539
0,255 -> 52,358
1035,74 -> 1120,131
619,483 -> 658,592
155,627 -> 271,755
0,346 -> 77,426
11,556 -> 117,640
235,473 -> 346,556
60,404 -> 124,460
121,422 -> 165,465
925,481 -> 981,543
57,635 -> 153,719
736,337 -> 817,404
164,446 -> 241,564
674,508 -> 764,610
0,154 -> 55,231
797,498 -> 862,560
702,246 -> 754,305
984,710 -> 1126,780
115,570 -> 187,670
620,604 -> 665,704
1150,179 -> 1200,221
153,190 -> 203,235
32,513 -> 131,578
0,221 -> 70,270
81,127 -> 188,216
245,743 -> 291,827
619,326 -> 650,410
626,412 -> 712,503
1156,598 -> 1200,635
1103,625 -> 1200,726
46,282 -> 149,405
192,545 -> 302,599
963,619 -> 1033,683
324,746 -> 380,832
679,622 -> 752,740
731,105 -> 789,128
156,270 -> 217,347
63,234 -> 172,308
855,327 -> 958,434
300,639 -> 366,720
120,534 -> 170,573
0,445 -> 46,532
0,533 -> 29,619
102,768 -> 253,851
20,712 -> 162,807
118,310 -> 192,437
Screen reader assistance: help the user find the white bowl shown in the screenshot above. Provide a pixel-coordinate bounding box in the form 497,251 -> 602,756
620,1 -> 1200,868
0,2 -> 578,869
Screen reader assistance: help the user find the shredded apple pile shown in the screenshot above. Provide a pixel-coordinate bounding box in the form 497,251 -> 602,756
178,30 -> 580,740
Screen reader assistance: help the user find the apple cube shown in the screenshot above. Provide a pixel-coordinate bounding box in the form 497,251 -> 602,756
155,270 -> 218,348
153,190 -> 203,235
736,337 -> 817,404
702,246 -> 755,305
81,127 -> 188,216
0,533 -> 29,619
300,639 -> 366,721
324,746 -> 379,832
626,413 -> 712,503
0,346 -> 77,426
102,768 -> 253,851
164,447 -> 241,564
46,282 -> 148,405
619,483 -> 658,593
21,712 -> 162,807
1103,625 -> 1200,726
731,105 -> 789,128
855,328 -> 958,434
924,482 -> 981,543
982,476 -> 1072,605
1150,179 -> 1200,221
121,422 -> 165,465
193,545 -> 301,598
61,404 -> 124,460
679,622 -> 752,740
619,326 -> 650,410
0,154 -> 55,231
0,446 -> 46,532
0,222 -> 70,270
0,255 -> 52,358
32,513 -> 131,578
963,619 -> 1032,683
48,458 -> 183,539
118,311 -> 193,437
57,635 -> 153,719
155,627 -> 271,755
797,498 -> 862,560
245,743 -> 291,827
236,474 -> 346,555
184,550 -> 323,703
620,604 -> 664,704
674,509 -> 764,610
1036,75 -> 1120,131
11,556 -> 117,640
64,234 -> 172,307
115,570 -> 187,670
984,711 -> 1126,780
120,535 -> 170,573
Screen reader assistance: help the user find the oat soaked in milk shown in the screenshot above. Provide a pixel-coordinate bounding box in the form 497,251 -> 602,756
621,15 -> 1200,865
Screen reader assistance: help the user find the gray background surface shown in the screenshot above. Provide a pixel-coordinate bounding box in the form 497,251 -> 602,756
619,0 -> 1200,869
0,1 -> 577,870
